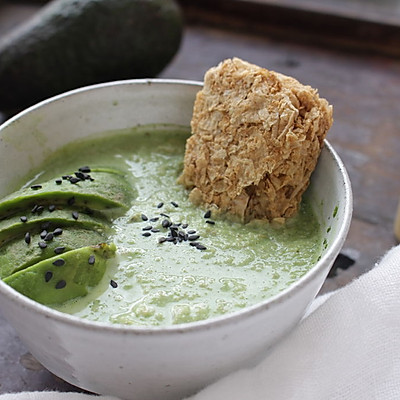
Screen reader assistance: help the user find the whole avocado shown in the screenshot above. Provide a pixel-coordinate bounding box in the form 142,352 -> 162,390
0,0 -> 183,111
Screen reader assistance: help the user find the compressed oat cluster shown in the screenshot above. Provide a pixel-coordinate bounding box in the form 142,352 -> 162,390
178,57 -> 333,222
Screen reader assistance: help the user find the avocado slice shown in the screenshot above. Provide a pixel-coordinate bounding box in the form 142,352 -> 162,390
4,243 -> 116,305
0,168 -> 135,219
0,0 -> 183,111
0,208 -> 110,245
0,227 -> 107,279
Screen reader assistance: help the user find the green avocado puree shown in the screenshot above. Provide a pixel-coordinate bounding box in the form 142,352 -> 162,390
22,125 -> 323,326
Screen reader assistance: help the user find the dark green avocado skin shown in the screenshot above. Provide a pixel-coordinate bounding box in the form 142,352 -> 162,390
0,0 -> 183,111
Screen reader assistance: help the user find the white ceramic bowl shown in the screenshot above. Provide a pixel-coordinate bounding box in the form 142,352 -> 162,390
0,79 -> 352,400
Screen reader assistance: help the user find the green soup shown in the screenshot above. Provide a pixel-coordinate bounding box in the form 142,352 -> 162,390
22,125 -> 323,326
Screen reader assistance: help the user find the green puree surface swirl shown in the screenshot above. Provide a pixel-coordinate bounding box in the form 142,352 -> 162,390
36,125 -> 323,327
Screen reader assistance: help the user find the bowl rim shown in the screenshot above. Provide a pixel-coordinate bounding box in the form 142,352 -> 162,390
0,78 -> 353,335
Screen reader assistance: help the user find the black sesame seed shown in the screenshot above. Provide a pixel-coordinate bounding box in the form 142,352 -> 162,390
36,206 -> 44,214
31,205 -> 39,213
48,204 -> 56,212
166,237 -> 175,242
189,242 -> 199,247
67,197 -> 75,206
142,225 -> 152,231
20,216 -> 27,223
44,232 -> 54,242
53,258 -> 65,267
187,229 -> 196,234
157,202 -> 164,208
62,175 -> 70,180
141,214 -> 148,221
69,177 -> 81,184
142,232 -> 151,237
170,228 -> 178,238
72,211 -> 79,220
88,255 -> 95,265
170,224 -> 179,230
55,280 -> 66,289
110,279 -> 118,288
55,179 -> 62,185
75,171 -> 86,180
160,213 -> 170,218
162,219 -> 171,228
151,228 -> 160,233
53,228 -> 63,236
188,234 -> 200,241
158,237 -> 167,243
24,232 -> 31,244
40,230 -> 48,239
150,217 -> 159,222
44,271 -> 53,283
171,201 -> 179,208
54,246 -> 65,255
79,166 -> 91,173
182,223 -> 188,229
206,220 -> 215,225
204,210 -> 212,219
38,241 -> 47,249
30,184 -> 42,190
196,244 -> 207,251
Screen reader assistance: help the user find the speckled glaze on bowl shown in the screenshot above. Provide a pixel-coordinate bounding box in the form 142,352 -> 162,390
0,80 -> 352,400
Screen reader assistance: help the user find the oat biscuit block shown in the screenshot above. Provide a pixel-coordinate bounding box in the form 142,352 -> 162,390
179,57 -> 333,222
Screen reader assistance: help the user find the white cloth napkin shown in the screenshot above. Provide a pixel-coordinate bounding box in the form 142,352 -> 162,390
2,244 -> 400,400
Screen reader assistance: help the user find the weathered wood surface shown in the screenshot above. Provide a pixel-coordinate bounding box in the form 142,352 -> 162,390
178,0 -> 400,58
0,0 -> 399,394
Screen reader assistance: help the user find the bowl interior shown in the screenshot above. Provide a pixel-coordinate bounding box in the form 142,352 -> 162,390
0,79 -> 202,197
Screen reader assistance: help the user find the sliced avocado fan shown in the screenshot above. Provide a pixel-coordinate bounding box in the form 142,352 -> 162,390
0,166 -> 134,305
4,243 -> 116,305
0,168 -> 135,219
0,228 -> 107,279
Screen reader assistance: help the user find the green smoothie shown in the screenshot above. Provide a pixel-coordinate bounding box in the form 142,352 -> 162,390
3,125 -> 323,326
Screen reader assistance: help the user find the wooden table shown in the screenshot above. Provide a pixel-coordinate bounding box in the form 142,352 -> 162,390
0,0 -> 399,394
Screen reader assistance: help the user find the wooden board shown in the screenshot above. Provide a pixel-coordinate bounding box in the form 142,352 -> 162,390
178,0 -> 400,58
0,1 -> 399,394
